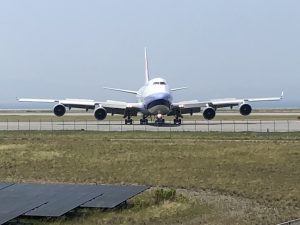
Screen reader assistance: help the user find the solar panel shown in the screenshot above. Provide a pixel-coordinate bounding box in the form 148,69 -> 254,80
0,184 -> 47,225
0,183 -> 14,191
25,184 -> 104,217
0,183 -> 148,224
82,185 -> 148,208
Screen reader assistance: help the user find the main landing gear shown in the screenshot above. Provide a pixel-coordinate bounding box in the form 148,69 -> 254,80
124,114 -> 149,125
173,118 -> 181,125
124,114 -> 183,125
125,118 -> 133,125
140,115 -> 148,125
173,113 -> 182,125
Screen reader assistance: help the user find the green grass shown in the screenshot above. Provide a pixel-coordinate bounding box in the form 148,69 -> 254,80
0,131 -> 299,224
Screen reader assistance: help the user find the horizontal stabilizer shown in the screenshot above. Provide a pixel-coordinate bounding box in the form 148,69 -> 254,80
170,87 -> 188,91
103,87 -> 138,95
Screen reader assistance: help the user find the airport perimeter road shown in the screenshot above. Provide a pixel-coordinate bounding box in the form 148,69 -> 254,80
0,120 -> 299,132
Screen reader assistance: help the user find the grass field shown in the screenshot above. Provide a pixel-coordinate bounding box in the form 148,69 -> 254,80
0,131 -> 299,225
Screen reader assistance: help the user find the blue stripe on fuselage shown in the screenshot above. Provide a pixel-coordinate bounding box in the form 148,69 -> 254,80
142,92 -> 172,114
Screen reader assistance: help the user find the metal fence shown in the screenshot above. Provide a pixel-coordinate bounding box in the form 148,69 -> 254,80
0,120 -> 300,132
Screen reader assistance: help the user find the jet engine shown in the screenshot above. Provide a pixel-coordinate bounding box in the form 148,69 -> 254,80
239,103 -> 252,116
53,104 -> 66,117
203,107 -> 216,120
94,107 -> 107,120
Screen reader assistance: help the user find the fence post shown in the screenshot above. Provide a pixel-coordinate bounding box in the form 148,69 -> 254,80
18,119 -> 19,131
273,120 -> 276,132
29,120 -> 30,131
246,120 -> 248,132
207,120 -> 210,132
62,120 -> 64,131
260,120 -> 262,132
287,120 -> 290,133
220,120 -> 223,132
233,120 -> 235,132
40,119 -> 41,131
6,119 -> 8,131
194,120 -> 196,132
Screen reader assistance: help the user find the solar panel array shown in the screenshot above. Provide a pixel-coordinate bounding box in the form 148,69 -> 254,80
0,183 -> 148,225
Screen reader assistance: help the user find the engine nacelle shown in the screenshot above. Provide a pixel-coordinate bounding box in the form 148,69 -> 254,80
53,104 -> 66,117
239,103 -> 252,116
203,107 -> 216,120
94,107 -> 107,120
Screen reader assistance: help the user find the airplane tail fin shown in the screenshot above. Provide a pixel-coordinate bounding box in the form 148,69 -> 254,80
144,47 -> 150,84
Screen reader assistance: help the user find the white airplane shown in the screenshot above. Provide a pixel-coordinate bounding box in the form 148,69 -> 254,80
18,49 -> 283,125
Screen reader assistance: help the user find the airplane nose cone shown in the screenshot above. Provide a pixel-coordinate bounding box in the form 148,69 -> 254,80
145,92 -> 172,115
147,99 -> 171,110
143,90 -> 172,115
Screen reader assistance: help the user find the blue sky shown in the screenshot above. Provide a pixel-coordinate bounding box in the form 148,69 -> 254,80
0,0 -> 299,107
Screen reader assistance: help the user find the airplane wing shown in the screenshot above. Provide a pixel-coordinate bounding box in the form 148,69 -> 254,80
171,92 -> 284,114
17,98 -> 141,116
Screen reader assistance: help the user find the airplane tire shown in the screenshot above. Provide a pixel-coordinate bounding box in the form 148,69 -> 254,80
140,119 -> 148,125
174,119 -> 181,125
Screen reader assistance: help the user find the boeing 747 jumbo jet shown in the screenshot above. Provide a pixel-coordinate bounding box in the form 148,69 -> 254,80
18,49 -> 283,125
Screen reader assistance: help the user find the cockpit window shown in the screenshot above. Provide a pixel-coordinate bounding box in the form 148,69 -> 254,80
153,81 -> 166,85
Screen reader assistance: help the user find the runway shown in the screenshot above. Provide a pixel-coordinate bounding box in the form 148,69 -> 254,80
0,120 -> 299,132
0,111 -> 299,116
0,110 -> 299,132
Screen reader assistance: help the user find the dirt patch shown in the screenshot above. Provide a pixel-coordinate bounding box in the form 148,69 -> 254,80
0,144 -> 27,150
177,188 -> 282,224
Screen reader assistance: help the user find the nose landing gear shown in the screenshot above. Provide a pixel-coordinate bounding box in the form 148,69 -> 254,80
154,114 -> 165,125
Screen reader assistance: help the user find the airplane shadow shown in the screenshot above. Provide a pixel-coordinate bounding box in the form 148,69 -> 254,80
147,122 -> 181,127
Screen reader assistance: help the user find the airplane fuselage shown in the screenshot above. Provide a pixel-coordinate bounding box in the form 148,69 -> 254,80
137,78 -> 173,116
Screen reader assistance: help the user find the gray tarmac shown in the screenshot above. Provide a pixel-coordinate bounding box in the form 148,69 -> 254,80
0,112 -> 299,116
0,119 -> 299,132
0,111 -> 299,132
